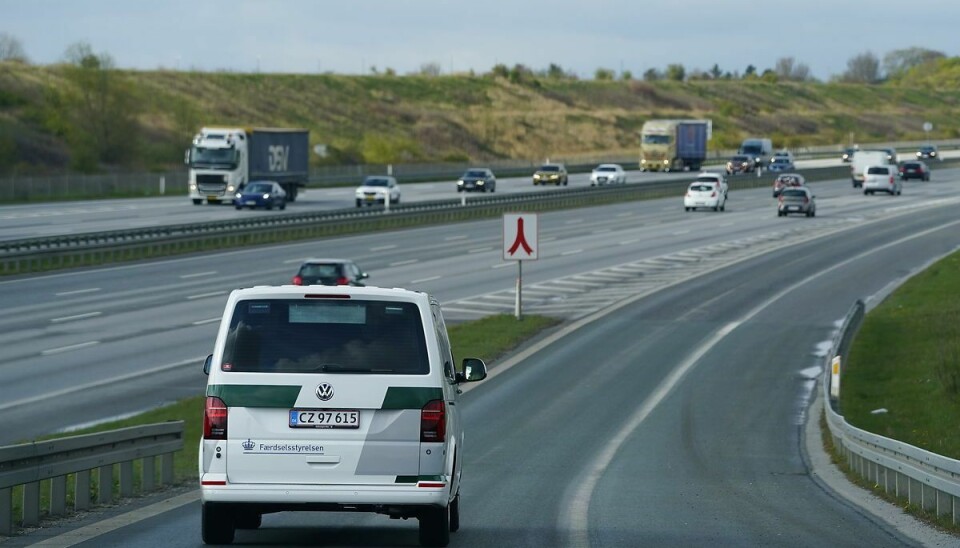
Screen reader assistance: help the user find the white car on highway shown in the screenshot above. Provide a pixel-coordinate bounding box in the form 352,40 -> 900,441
355,175 -> 401,207
693,172 -> 728,198
862,165 -> 902,195
590,164 -> 626,186
684,181 -> 726,212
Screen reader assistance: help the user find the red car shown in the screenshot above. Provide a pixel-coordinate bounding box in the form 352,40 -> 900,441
898,161 -> 930,181
772,173 -> 806,198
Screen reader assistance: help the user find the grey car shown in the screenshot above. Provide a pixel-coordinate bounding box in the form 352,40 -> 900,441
457,168 -> 497,192
777,187 -> 816,217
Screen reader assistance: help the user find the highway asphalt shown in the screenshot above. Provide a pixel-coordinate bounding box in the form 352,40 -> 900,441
3,165 -> 960,546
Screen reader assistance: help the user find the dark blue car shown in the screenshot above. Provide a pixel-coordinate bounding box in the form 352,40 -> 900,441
233,181 -> 287,210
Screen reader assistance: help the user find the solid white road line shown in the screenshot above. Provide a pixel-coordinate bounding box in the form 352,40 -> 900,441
444,235 -> 469,241
50,312 -> 102,323
28,490 -> 201,547
492,263 -> 512,269
468,247 -> 492,254
371,244 -> 397,251
561,249 -> 583,256
410,276 -> 441,284
389,259 -> 418,267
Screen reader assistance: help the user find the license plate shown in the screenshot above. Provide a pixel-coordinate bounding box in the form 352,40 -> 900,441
789,206 -> 799,211
365,195 -> 375,201
289,409 -> 360,429
207,195 -> 217,200
245,200 -> 256,205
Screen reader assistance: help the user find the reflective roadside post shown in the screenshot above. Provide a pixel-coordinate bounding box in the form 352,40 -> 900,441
503,213 -> 539,319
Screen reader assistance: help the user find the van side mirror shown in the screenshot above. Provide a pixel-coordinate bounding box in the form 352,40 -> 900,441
457,357 -> 487,383
203,354 -> 213,375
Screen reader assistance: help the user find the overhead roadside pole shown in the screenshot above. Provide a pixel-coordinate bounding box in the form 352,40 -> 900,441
503,213 -> 539,319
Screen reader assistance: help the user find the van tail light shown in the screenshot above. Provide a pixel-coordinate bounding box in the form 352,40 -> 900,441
420,400 -> 446,442
292,275 -> 303,285
204,396 -> 228,440
336,276 -> 349,285
889,176 -> 895,185
710,191 -> 717,198
803,197 -> 809,205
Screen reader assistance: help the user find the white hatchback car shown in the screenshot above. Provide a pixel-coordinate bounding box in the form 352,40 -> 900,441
199,286 -> 487,547
590,164 -> 626,185
862,165 -> 902,195
355,175 -> 401,207
684,181 -> 726,212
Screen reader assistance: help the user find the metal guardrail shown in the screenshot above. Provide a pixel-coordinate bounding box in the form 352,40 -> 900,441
822,301 -> 960,525
0,165 -> 852,275
0,421 -> 184,535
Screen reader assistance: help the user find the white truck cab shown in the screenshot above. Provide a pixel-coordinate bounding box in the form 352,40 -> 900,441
199,285 -> 487,546
187,128 -> 248,205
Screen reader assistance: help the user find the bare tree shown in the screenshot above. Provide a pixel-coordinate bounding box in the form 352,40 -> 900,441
842,51 -> 881,83
0,32 -> 28,62
57,42 -> 140,170
774,57 -> 812,82
418,62 -> 442,77
883,47 -> 946,78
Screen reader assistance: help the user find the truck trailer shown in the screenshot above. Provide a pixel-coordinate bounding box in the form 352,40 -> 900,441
640,119 -> 711,172
186,127 -> 309,205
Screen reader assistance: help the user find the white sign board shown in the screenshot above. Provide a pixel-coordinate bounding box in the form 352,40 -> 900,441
830,355 -> 841,399
503,213 -> 538,261
923,121 -> 933,132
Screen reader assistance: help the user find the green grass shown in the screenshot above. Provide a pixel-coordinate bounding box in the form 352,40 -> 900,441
5,62 -> 960,175
8,313 -> 559,529
841,252 -> 960,459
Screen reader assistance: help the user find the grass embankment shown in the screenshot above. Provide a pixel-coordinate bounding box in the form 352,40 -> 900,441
9,313 -> 560,528
4,60 -> 960,176
841,251 -> 960,458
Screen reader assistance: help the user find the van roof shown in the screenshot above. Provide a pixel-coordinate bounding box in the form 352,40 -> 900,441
229,285 -> 429,303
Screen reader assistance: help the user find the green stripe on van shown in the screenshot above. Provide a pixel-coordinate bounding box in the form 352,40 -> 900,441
395,476 -> 418,484
206,384 -> 301,408
381,387 -> 443,409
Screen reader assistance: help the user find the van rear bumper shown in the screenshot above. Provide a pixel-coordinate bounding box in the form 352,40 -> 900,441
201,483 -> 450,506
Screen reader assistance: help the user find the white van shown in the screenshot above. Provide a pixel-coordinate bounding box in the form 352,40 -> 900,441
738,138 -> 774,168
199,285 -> 487,547
850,150 -> 894,188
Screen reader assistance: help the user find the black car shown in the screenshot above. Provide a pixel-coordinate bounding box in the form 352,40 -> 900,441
917,145 -> 940,161
233,181 -> 287,210
841,147 -> 856,163
899,161 -> 930,181
457,168 -> 497,192
292,258 -> 368,286
726,154 -> 754,175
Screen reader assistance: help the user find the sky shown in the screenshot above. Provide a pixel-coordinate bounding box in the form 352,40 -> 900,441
3,1 -> 957,80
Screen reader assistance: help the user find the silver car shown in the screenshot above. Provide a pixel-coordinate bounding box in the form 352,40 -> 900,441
777,187 -> 816,217
862,165 -> 902,195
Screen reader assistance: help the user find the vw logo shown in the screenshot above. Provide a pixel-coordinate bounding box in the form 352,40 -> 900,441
316,383 -> 334,401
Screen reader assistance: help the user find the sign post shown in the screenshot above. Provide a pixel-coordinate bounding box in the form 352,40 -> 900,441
503,213 -> 539,319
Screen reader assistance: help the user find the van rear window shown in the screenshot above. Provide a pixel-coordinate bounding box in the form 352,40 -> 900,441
867,166 -> 890,175
221,300 -> 429,374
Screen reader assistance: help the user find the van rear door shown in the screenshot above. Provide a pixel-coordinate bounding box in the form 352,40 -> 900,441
215,297 -> 434,486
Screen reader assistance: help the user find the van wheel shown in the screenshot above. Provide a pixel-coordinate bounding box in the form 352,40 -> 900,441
449,493 -> 461,533
202,503 -> 235,545
418,505 -> 451,547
